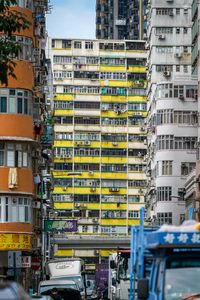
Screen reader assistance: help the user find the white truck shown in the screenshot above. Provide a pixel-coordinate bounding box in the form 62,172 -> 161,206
46,258 -> 86,299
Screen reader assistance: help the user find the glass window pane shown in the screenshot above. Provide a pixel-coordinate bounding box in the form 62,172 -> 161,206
9,97 -> 16,113
7,151 -> 15,167
24,98 -> 28,114
0,97 -> 7,113
17,98 -> 23,113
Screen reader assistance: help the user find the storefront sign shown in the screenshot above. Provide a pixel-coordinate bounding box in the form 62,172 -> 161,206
44,219 -> 77,232
0,234 -> 32,251
31,257 -> 41,271
21,256 -> 31,268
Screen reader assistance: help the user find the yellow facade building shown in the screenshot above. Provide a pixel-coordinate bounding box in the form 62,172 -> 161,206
48,39 -> 147,262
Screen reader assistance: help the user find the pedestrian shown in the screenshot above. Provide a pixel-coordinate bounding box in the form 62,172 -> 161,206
102,282 -> 109,300
28,286 -> 34,296
50,287 -> 63,300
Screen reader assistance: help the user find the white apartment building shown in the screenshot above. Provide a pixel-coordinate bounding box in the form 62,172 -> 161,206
146,0 -> 198,225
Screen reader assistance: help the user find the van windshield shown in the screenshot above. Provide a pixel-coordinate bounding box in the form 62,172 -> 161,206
56,276 -> 83,290
164,257 -> 200,300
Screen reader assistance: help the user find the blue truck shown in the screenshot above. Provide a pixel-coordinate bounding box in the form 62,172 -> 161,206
130,209 -> 200,300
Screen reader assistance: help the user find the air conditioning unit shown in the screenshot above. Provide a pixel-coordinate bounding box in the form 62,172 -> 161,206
75,203 -> 80,208
102,107 -> 108,111
179,94 -> 185,101
66,154 -> 72,159
163,71 -> 171,77
109,188 -> 120,192
90,187 -> 96,192
140,127 -> 146,132
133,112 -> 143,117
138,189 -> 144,194
81,204 -> 87,208
88,171 -> 94,175
92,218 -> 98,223
62,187 -> 67,191
175,53 -> 182,58
158,35 -> 166,40
112,141 -> 118,146
84,141 -> 91,146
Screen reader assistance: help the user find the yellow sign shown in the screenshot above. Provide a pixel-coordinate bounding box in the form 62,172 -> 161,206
0,234 -> 32,251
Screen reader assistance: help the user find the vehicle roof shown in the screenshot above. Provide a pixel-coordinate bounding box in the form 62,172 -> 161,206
40,280 -> 77,286
47,258 -> 83,263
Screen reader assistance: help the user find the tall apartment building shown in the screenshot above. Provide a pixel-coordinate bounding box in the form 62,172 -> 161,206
146,0 -> 198,226
48,38 -> 147,263
96,0 -> 148,40
192,0 -> 200,220
0,0 -> 49,286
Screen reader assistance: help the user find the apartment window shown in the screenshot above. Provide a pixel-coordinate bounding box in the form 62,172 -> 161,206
62,40 -> 71,48
0,97 -> 7,112
162,161 -> 172,175
53,56 -> 72,64
157,186 -> 172,201
176,65 -> 180,72
157,212 -> 172,225
181,162 -> 196,176
183,28 -> 188,34
128,196 -> 140,203
0,197 -> 32,222
82,225 -> 88,233
0,142 -> 30,168
176,27 -> 180,34
52,39 -> 55,48
101,179 -> 126,188
157,135 -> 173,150
156,8 -> 173,15
0,89 -> 32,115
74,101 -> 100,110
176,8 -> 180,15
101,148 -> 127,157
86,57 -> 99,64
174,85 -> 184,98
157,109 -> 173,125
156,65 -> 173,72
183,46 -> 188,53
54,101 -> 73,109
156,47 -> 173,53
183,65 -> 188,73
85,41 -> 93,49
74,41 -> 82,49
128,211 -> 139,219
128,164 -> 144,172
128,180 -> 146,187
155,27 -> 173,34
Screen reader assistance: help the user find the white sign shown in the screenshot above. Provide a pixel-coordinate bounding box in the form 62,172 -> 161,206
21,256 -> 31,268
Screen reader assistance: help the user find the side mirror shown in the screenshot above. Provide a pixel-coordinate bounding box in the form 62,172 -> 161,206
137,279 -> 149,299
110,260 -> 116,269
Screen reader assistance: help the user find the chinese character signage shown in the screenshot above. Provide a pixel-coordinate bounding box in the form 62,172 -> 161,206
21,256 -> 31,268
44,219 -> 77,232
0,234 -> 32,250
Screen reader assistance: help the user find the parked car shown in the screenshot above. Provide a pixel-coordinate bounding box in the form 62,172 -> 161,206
0,281 -> 30,300
31,295 -> 53,300
38,279 -> 79,295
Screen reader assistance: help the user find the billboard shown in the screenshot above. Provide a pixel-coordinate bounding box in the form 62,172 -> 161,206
44,219 -> 77,232
0,234 -> 31,251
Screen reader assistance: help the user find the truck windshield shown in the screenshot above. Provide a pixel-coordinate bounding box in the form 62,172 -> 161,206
164,257 -> 200,300
57,276 -> 83,290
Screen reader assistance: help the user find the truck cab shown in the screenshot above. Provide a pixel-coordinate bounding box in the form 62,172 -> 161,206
136,231 -> 200,300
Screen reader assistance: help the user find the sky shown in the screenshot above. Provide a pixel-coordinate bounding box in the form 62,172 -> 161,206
46,0 -> 96,39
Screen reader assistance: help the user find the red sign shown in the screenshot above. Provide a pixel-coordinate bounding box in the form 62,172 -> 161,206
31,257 -> 41,271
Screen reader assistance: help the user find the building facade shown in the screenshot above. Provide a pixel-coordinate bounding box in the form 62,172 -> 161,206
192,0 -> 200,221
0,0 -> 49,287
146,0 -> 198,225
48,38 -> 147,263
96,0 -> 148,40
